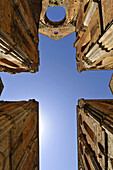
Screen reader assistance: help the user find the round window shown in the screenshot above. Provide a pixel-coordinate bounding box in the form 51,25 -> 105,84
46,6 -> 66,22
54,31 -> 58,34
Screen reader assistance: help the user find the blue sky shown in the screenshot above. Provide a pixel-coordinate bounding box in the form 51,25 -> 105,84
0,6 -> 113,170
46,6 -> 66,21
0,33 -> 113,170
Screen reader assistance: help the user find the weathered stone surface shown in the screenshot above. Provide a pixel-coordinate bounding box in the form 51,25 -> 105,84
77,99 -> 113,170
0,99 -> 39,170
0,0 -> 112,73
101,0 -> 113,30
0,0 -> 41,74
39,0 -> 81,40
74,0 -> 113,72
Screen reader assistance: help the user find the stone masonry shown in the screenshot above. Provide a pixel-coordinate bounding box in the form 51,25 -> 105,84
0,0 -> 41,74
77,99 -> 113,170
74,0 -> 113,72
39,0 -> 81,41
0,99 -> 39,170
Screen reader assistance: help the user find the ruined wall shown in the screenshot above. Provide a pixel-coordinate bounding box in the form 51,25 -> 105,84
0,0 -> 41,74
39,0 -> 81,40
77,99 -> 113,170
74,0 -> 113,72
38,0 -> 113,71
0,99 -> 39,170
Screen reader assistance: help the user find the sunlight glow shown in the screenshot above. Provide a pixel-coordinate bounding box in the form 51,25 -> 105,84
39,114 -> 43,140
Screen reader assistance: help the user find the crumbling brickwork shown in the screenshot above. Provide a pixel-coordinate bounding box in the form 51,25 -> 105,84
77,99 -> 113,170
0,99 -> 39,170
74,0 -> 113,72
0,0 -> 41,74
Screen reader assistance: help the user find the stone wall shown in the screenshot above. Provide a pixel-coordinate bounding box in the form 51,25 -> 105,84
74,0 -> 113,72
0,99 -> 39,170
77,99 -> 113,170
0,0 -> 41,73
38,0 -> 113,72
39,0 -> 81,40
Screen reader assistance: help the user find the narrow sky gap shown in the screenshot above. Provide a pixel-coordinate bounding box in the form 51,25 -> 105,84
0,1 -> 113,170
0,32 -> 112,170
